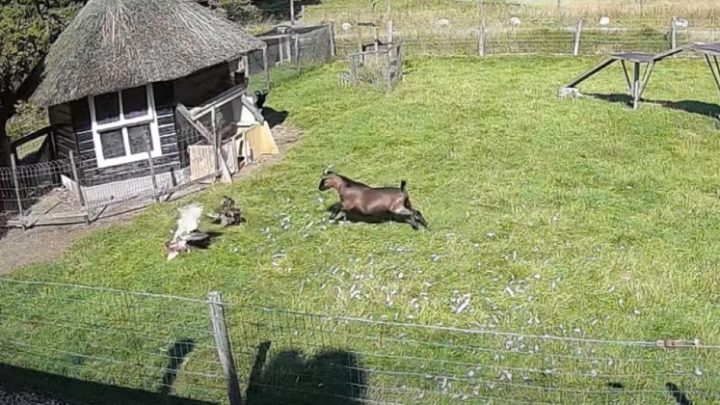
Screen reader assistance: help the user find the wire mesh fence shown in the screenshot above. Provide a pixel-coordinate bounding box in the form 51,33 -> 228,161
227,303 -> 720,404
248,23 -> 336,78
299,1 -> 720,58
0,124 -> 239,229
0,157 -> 75,218
0,279 -> 228,402
343,42 -> 404,93
1,278 -> 719,404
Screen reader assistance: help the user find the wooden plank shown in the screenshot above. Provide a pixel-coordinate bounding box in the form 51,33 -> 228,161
11,126 -> 52,149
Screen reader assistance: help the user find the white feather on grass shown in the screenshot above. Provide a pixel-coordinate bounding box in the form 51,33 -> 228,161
173,203 -> 203,242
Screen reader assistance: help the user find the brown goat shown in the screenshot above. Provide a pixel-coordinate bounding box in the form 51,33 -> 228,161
318,171 -> 428,230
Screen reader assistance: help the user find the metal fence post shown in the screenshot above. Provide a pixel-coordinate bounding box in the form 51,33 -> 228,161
207,291 -> 242,405
69,151 -> 89,224
9,154 -> 25,230
478,0 -> 485,56
146,144 -> 159,202
573,19 -> 583,56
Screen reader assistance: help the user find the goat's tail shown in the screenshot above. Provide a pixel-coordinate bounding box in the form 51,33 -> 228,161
401,180 -> 412,208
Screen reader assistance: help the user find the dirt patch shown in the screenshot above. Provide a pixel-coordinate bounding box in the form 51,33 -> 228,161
0,211 -> 138,275
238,120 -> 303,176
0,122 -> 303,275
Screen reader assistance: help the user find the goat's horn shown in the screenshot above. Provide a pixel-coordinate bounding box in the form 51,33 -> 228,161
323,165 -> 333,175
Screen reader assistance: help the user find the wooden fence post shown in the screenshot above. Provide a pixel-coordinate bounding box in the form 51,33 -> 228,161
242,54 -> 250,80
387,19 -> 393,44
208,291 -> 242,405
9,154 -> 25,230
573,19 -> 583,56
294,34 -> 301,71
146,143 -> 159,202
328,22 -> 337,57
290,0 -> 295,25
670,17 -> 677,50
68,151 -> 89,224
262,46 -> 270,91
386,48 -> 393,94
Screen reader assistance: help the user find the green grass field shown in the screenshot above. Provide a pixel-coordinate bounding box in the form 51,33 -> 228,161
3,56 -> 720,403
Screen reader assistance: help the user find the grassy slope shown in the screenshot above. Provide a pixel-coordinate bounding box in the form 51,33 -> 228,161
4,56 -> 720,402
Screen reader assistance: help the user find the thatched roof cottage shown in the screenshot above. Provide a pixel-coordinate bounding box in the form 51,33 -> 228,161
30,0 -> 267,192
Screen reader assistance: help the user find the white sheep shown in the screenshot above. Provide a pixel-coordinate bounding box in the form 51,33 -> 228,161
510,16 -> 521,27
341,22 -> 352,31
436,18 -> 451,28
674,18 -> 689,28
599,16 -> 610,27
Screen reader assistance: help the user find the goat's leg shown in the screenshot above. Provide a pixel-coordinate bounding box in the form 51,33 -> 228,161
329,203 -> 342,220
392,206 -> 420,230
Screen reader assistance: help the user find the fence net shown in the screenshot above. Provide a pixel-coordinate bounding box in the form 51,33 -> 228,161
302,1 -> 720,58
228,304 -> 720,405
0,159 -> 74,217
0,279 -> 227,402
1,278 -> 719,404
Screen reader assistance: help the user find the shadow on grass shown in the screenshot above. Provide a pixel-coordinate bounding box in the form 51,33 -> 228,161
607,381 -> 693,405
666,382 -> 693,405
586,93 -> 720,121
324,202 -> 413,227
245,340 -> 367,405
159,338 -> 196,396
0,362 -> 214,405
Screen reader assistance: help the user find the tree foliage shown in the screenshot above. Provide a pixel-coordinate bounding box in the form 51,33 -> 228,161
0,0 -> 84,165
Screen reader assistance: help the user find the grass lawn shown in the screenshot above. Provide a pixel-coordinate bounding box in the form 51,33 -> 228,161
3,56 -> 720,403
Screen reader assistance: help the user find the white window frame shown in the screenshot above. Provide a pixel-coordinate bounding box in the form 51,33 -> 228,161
89,84 -> 162,168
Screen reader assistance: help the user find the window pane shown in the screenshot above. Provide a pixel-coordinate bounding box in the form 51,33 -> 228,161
99,129 -> 125,159
128,124 -> 153,155
94,92 -> 120,125
122,86 -> 149,119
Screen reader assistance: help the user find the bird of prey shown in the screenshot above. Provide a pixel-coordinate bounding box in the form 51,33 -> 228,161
165,203 -> 212,261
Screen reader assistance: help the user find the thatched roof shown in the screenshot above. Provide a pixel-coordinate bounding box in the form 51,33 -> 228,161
31,0 -> 266,106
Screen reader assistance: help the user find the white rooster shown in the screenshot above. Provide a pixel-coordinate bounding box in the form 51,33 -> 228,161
165,203 -> 212,261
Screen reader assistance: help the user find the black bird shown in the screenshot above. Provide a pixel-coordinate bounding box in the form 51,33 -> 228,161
254,90 -> 268,110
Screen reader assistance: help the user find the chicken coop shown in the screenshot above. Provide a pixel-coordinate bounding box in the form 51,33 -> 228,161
2,0 -> 279,229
